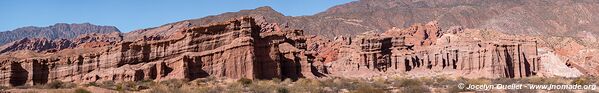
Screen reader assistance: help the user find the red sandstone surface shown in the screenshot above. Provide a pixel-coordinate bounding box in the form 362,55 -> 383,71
0,16 -> 593,87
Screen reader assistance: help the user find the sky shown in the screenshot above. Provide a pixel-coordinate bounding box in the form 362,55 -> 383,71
0,0 -> 356,32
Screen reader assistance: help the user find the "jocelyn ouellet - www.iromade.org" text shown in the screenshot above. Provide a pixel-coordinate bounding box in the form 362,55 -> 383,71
459,83 -> 597,90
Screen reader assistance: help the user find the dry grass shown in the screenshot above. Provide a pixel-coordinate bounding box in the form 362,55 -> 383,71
4,76 -> 599,93
74,88 -> 91,93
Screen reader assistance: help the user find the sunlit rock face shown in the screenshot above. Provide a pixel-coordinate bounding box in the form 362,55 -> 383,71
329,22 -> 541,79
0,17 -> 561,87
0,17 -> 326,86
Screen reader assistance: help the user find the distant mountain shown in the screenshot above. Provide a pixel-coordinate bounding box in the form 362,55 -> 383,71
0,23 -> 120,45
126,0 -> 599,39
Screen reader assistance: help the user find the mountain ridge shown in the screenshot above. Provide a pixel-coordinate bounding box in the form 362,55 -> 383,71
123,0 -> 599,40
0,23 -> 121,45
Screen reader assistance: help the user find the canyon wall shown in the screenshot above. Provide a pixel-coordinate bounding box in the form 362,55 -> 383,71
330,22 -> 541,78
0,17 -> 324,86
0,17 -> 544,87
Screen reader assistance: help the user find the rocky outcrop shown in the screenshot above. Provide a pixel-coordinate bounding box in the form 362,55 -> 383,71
0,32 -> 122,54
330,22 -> 541,79
0,38 -> 76,54
0,17 -> 557,87
0,23 -> 120,45
0,17 -> 325,86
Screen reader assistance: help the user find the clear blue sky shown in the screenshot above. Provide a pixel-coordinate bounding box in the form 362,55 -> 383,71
0,0 -> 355,32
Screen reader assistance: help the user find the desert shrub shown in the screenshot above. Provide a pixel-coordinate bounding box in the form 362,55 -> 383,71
493,78 -> 526,84
521,76 -> 570,85
248,80 -> 279,93
93,80 -> 155,91
74,88 -> 91,93
84,82 -> 98,87
238,78 -> 253,86
281,78 -> 294,85
572,76 -> 597,85
401,85 -> 430,93
196,86 -> 225,93
192,76 -> 215,84
277,87 -> 290,93
324,78 -> 383,92
289,78 -> 323,92
44,80 -> 75,89
585,90 -> 599,93
322,78 -> 358,90
394,78 -> 423,87
466,78 -> 491,85
148,81 -> 199,93
392,78 -> 430,93
353,85 -> 384,93
160,79 -> 187,88
428,77 -> 460,88
372,77 -> 390,88
272,78 -> 282,83
146,79 -> 192,93
420,77 -> 435,85
117,81 -> 151,91
137,80 -> 154,89
148,83 -> 172,93
97,80 -> 116,89
115,84 -> 124,92
119,81 -> 137,91
447,85 -> 468,93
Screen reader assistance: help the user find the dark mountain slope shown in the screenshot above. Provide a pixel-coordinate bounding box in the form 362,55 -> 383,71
0,23 -> 120,45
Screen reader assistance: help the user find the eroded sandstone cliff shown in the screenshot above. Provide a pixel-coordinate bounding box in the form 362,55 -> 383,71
328,22 -> 541,79
0,17 -> 550,87
0,17 -> 325,86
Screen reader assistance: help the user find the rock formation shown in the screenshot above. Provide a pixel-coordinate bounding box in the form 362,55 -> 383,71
0,23 -> 120,45
122,0 -> 599,40
0,17 -> 328,86
329,22 -> 541,79
0,17 -> 564,87
0,32 -> 123,54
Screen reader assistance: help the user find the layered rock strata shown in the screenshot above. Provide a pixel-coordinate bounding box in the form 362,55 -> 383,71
0,17 -> 324,86
0,17 -> 545,87
331,22 -> 541,78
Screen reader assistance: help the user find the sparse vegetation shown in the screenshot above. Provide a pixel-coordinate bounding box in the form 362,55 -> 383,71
74,88 -> 91,93
2,76 -> 598,93
237,78 -> 253,86
43,81 -> 76,89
